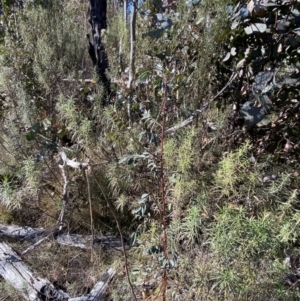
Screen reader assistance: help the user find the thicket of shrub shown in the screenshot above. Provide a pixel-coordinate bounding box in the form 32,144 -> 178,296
1,0 -> 300,300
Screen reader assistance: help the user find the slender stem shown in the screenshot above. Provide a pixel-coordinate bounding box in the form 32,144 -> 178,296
58,162 -> 68,231
160,75 -> 168,301
127,0 -> 136,90
124,0 -> 127,22
85,169 -> 94,261
91,167 -> 138,301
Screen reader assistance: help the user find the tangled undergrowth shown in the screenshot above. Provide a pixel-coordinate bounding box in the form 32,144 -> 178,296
1,0 -> 300,300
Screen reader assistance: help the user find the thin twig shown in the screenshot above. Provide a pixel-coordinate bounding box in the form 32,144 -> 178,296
164,71 -> 239,134
127,0 -> 136,90
161,75 -> 168,301
165,115 -> 195,134
85,168 -> 94,262
91,167 -> 138,301
210,71 -> 238,102
58,161 -> 68,231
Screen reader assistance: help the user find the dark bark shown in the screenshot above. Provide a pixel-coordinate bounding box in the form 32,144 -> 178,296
88,0 -> 111,104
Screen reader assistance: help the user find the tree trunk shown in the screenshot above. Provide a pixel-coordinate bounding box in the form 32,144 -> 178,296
88,0 -> 111,103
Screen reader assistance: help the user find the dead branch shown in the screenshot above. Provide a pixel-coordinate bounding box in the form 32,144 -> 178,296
85,169 -> 95,259
60,151 -> 89,169
0,224 -> 44,240
58,159 -> 68,230
57,234 -> 130,251
0,242 -> 69,301
165,115 -> 195,134
0,241 -> 116,301
58,151 -> 89,230
0,223 -> 130,251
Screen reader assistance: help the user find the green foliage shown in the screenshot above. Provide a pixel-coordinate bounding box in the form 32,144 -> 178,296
0,175 -> 21,209
19,1 -> 86,92
56,95 -> 93,148
107,10 -> 130,74
205,173 -> 300,300
165,128 -> 198,208
56,95 -> 79,130
179,205 -> 202,248
0,0 -> 89,210
215,140 -> 257,196
209,206 -> 283,299
1,0 -> 300,300
277,189 -> 300,243
220,0 -> 300,155
210,207 -> 280,261
21,158 -> 40,192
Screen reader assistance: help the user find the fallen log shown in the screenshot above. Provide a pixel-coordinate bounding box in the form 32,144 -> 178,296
0,224 -> 130,251
0,242 -> 69,301
0,241 -> 116,300
0,224 -> 45,240
57,234 -> 130,251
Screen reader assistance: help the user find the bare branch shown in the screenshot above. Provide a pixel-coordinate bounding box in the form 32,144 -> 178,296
165,115 -> 195,134
58,160 -> 68,230
85,168 -> 94,260
58,151 -> 89,230
60,151 -> 89,169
